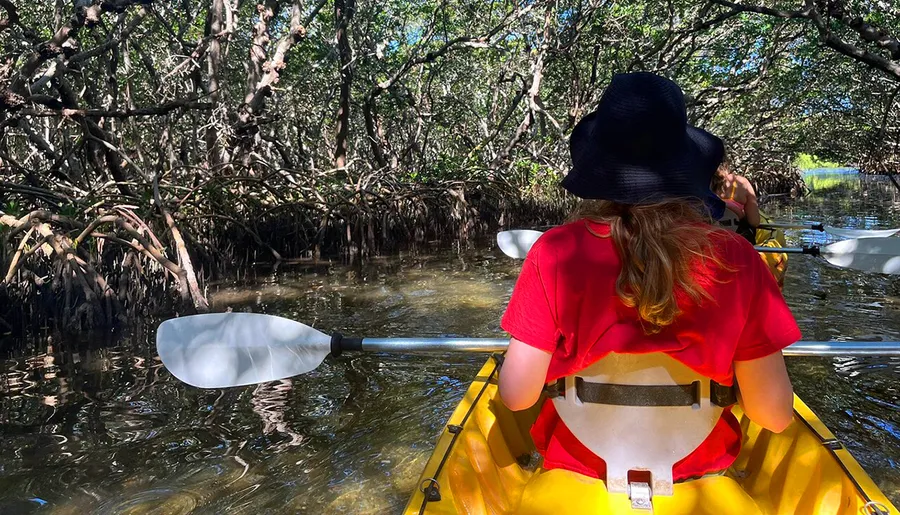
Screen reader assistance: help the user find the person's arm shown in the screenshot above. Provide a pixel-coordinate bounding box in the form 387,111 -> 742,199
499,337 -> 553,411
731,237 -> 800,432
737,176 -> 760,227
734,351 -> 793,432
499,234 -> 561,412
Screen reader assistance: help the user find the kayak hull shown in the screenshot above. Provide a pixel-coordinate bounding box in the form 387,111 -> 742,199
403,356 -> 898,514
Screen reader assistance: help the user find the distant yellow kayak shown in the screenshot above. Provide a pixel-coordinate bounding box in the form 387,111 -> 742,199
404,225 -> 898,515
755,214 -> 788,288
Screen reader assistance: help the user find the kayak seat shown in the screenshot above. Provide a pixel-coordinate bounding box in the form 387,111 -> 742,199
517,468 -> 763,515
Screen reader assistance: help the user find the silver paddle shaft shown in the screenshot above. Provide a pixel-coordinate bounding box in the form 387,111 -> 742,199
361,338 -> 509,353
358,338 -> 900,356
784,341 -> 900,356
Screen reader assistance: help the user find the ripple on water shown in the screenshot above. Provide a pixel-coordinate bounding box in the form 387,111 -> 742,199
92,488 -> 200,515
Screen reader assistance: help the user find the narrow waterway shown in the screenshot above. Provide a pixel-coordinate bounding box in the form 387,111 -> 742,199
1,169 -> 898,513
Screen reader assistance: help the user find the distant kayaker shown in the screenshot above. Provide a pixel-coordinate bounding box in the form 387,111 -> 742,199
713,153 -> 760,242
498,73 -> 799,493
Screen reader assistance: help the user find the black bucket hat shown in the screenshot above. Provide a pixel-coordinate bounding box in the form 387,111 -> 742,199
562,72 -> 725,219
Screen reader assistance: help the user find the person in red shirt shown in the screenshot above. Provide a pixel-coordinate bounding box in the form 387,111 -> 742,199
498,73 -> 799,486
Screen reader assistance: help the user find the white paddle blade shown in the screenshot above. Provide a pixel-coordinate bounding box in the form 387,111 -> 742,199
824,227 -> 900,239
156,312 -> 332,388
496,229 -> 544,259
821,237 -> 900,274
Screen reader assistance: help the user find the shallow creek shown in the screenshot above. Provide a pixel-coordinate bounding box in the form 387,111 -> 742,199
0,169 -> 898,513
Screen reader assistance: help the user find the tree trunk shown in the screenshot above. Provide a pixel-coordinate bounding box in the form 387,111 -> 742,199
363,93 -> 389,168
247,1 -> 279,95
205,0 -> 227,168
333,0 -> 353,169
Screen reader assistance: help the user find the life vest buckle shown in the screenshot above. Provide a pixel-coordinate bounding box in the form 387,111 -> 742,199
628,480 -> 653,511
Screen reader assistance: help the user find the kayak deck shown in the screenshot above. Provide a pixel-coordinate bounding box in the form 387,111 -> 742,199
403,356 -> 898,514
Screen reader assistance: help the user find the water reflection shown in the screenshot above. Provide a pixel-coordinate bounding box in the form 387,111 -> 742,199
250,380 -> 305,450
0,173 -> 898,512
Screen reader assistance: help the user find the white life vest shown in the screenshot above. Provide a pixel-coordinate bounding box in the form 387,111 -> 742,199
718,208 -> 741,232
549,352 -> 736,502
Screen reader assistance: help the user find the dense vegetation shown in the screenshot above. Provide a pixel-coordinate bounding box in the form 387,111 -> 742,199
1,0 -> 899,333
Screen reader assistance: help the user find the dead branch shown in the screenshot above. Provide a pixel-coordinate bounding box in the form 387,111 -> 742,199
3,226 -> 35,283
152,176 -> 209,312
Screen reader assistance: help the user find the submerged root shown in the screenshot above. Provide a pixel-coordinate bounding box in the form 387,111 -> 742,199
0,209 -> 205,335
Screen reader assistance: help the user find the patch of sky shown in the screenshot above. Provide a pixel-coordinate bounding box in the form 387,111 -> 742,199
406,25 -> 425,45
708,38 -> 767,77
798,95 -> 855,116
557,6 -> 577,28
809,88 -> 838,109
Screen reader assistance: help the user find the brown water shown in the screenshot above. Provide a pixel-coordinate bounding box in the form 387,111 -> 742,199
1,170 -> 898,513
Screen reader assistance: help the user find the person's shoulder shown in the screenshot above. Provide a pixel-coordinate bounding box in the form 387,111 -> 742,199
529,220 -> 601,258
735,174 -> 756,194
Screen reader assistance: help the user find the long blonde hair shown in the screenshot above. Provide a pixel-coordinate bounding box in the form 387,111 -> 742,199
570,199 -> 732,334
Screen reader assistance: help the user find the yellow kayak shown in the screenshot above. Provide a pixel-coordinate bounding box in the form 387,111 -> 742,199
755,215 -> 788,288
402,357 -> 898,514
404,225 -> 898,514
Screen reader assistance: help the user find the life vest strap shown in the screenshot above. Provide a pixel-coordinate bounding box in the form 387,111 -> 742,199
545,378 -> 736,408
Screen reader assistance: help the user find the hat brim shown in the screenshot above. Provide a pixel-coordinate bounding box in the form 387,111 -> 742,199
562,116 -> 725,217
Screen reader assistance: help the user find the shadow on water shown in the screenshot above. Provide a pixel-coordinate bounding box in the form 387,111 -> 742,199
0,170 -> 898,512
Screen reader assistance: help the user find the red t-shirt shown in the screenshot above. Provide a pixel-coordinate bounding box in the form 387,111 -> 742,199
500,220 -> 801,481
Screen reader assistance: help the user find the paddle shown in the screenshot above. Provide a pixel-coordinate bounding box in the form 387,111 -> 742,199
758,223 -> 900,239
496,230 -> 900,274
157,312 -> 900,388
